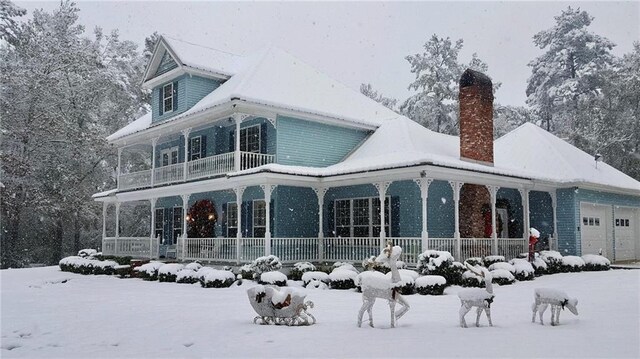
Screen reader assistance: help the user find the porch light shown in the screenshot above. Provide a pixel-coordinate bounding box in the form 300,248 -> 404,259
208,214 -> 215,221
185,215 -> 191,221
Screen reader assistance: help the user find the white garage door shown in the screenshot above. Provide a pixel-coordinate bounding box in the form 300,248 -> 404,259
614,208 -> 638,261
580,204 -> 609,258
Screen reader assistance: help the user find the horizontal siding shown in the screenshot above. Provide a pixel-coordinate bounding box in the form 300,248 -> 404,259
497,188 -> 524,238
185,76 -> 220,109
556,188 -> 577,255
529,190 -> 553,245
273,186 -> 318,238
151,75 -> 188,123
427,180 -> 454,238
216,118 -> 276,155
276,116 -> 369,167
155,52 -> 178,77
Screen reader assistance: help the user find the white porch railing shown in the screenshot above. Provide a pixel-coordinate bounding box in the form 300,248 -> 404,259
154,163 -> 184,185
119,170 -> 151,190
241,152 -> 275,170
179,237 -> 238,262
271,238 -> 318,263
240,238 -> 265,262
460,238 -> 494,260
322,237 -> 380,263
428,238 -> 456,255
388,237 -> 422,266
102,237 -> 159,259
498,238 -> 528,260
187,152 -> 235,180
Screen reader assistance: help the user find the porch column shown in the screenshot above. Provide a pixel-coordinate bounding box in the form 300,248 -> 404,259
234,113 -> 242,172
261,184 -> 277,256
414,177 -> 432,252
116,147 -> 123,189
486,185 -> 499,255
149,197 -> 157,259
102,202 -> 107,240
449,181 -> 463,261
151,137 -> 159,187
550,191 -> 558,251
313,187 -> 329,261
233,186 -> 246,264
115,202 -> 121,255
519,188 -> 531,255
181,194 -> 191,260
374,181 -> 391,249
181,128 -> 191,181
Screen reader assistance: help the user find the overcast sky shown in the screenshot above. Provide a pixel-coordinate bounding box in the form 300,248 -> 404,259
17,1 -> 640,107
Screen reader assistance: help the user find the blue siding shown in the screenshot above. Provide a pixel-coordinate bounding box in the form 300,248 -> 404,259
276,116 -> 369,167
428,180 -> 455,238
151,75 -> 187,123
556,188 -> 577,255
529,191 -> 553,247
185,76 -> 220,109
154,137 -> 184,167
216,118 -> 276,155
155,52 -> 178,77
273,186 -> 318,238
497,188 -> 524,238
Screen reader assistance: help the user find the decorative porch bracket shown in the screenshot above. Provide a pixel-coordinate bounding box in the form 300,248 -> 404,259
486,185 -> 500,255
373,181 -> 392,250
181,194 -> 191,260
264,116 -> 276,128
181,128 -> 192,182
233,186 -> 246,264
413,177 -> 433,253
260,184 -> 278,256
448,181 -> 464,261
313,186 -> 329,261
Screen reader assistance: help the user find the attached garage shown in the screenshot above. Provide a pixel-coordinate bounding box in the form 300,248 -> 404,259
580,203 -> 610,259
614,207 -> 639,261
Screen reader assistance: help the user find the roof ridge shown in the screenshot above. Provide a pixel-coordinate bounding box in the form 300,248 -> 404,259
161,34 -> 243,57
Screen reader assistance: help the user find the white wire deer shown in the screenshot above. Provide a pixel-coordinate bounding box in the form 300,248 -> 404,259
531,288 -> 578,326
357,242 -> 410,328
458,262 -> 494,328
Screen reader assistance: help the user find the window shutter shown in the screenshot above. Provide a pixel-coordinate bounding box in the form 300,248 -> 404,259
187,136 -> 191,161
201,135 -> 207,158
228,129 -> 235,153
327,200 -> 335,237
260,122 -> 267,154
269,199 -> 275,237
173,81 -> 178,111
391,196 -> 400,237
164,209 -> 171,245
243,201 -> 254,238
158,88 -> 163,116
221,203 -> 227,237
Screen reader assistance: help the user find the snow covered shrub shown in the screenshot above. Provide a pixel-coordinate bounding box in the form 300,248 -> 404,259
59,256 -> 81,272
101,255 -> 133,266
249,255 -> 282,280
134,261 -> 163,281
184,262 -> 202,271
260,271 -> 287,286
581,254 -> 610,271
92,260 -> 118,275
78,249 -> 98,258
329,268 -> 358,290
487,262 -> 515,273
539,251 -> 563,274
532,256 -> 548,276
306,280 -> 329,289
461,269 -> 485,288
239,264 -> 254,280
483,255 -> 505,267
176,269 -> 199,284
361,256 -> 406,274
158,263 -> 185,282
301,271 -> 330,287
509,258 -> 535,281
387,271 -> 415,295
288,262 -> 316,281
561,256 -> 585,272
415,275 -> 447,295
59,256 -> 118,275
491,269 -> 515,285
465,257 -> 484,267
196,266 -> 215,286
201,270 -> 236,288
332,262 -> 359,273
416,250 -> 462,285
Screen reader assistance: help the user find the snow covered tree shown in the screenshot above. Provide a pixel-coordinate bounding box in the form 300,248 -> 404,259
400,35 -> 498,135
493,105 -> 539,138
360,83 -> 398,110
0,0 -> 25,45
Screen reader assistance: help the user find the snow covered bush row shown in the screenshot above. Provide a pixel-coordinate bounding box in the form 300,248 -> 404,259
509,259 -> 535,281
329,267 -> 358,289
415,275 -> 447,295
582,254 -> 610,271
158,263 -> 185,282
134,261 -> 164,281
201,269 -> 237,288
248,255 -> 282,280
417,250 -> 464,286
260,271 -> 287,286
59,256 -> 119,275
302,271 -> 330,288
288,262 -> 316,281
561,256 -> 586,272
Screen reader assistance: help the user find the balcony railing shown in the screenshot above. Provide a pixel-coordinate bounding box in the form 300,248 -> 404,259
117,151 -> 275,190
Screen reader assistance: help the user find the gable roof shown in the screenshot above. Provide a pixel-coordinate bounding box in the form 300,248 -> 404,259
494,122 -> 640,193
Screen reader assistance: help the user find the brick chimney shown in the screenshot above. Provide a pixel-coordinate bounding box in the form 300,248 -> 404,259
459,69 -> 494,165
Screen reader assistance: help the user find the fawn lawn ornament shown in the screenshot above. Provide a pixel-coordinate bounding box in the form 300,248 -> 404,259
531,288 -> 578,326
458,263 -> 494,328
247,285 -> 315,326
357,241 -> 410,328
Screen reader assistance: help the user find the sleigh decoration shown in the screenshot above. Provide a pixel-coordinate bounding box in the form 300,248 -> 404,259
247,285 -> 316,326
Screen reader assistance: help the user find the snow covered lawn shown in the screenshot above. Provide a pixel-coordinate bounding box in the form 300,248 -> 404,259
1,267 -> 639,358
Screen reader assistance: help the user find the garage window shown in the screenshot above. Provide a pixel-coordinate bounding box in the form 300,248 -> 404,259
583,217 -> 601,226
616,218 -> 630,227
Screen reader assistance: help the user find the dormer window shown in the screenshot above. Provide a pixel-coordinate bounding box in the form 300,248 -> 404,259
163,83 -> 174,113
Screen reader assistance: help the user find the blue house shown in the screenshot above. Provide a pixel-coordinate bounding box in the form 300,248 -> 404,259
93,35 -> 640,265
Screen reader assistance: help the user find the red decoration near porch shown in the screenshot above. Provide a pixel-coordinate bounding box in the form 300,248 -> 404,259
187,200 -> 217,238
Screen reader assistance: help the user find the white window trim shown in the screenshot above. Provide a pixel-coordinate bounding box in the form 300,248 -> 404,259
253,199 -> 266,237
190,135 -> 202,161
239,124 -> 261,153
163,82 -> 174,114
334,196 -> 391,238
160,146 -> 179,166
227,202 -> 238,237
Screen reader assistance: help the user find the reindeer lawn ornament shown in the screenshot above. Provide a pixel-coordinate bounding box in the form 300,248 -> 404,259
458,262 -> 495,328
531,288 -> 578,326
247,285 -> 316,326
357,241 -> 410,328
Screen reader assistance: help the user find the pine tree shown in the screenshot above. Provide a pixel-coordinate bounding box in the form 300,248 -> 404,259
360,83 -> 397,110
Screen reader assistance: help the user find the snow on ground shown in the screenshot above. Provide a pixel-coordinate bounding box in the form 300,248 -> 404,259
1,267 -> 639,358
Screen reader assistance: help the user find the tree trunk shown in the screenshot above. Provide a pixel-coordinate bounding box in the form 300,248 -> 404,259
74,211 -> 81,253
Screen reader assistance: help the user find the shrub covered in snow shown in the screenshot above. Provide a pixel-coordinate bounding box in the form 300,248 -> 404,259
158,263 -> 185,282
417,250 -> 462,285
488,262 -> 515,273
301,271 -> 330,287
201,270 -> 236,288
92,260 -> 119,275
196,266 -> 215,286
260,271 -> 287,286
288,262 -> 316,281
532,256 -> 548,276
59,256 -> 118,275
415,275 -> 447,295
134,261 -> 164,281
248,255 -> 282,280
581,254 -> 610,271
491,269 -> 516,285
461,269 -> 485,288
184,262 -> 202,271
465,257 -> 484,267
77,249 -> 98,258
329,268 -> 358,289
539,251 -> 563,274
239,264 -> 254,280
509,258 -> 535,281
176,269 -> 199,284
332,262 -> 359,273
561,256 -> 585,272
362,256 -> 406,274
483,255 -> 505,267
386,271 -> 415,295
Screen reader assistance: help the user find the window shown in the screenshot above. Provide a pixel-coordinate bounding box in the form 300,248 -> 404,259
240,125 -> 261,153
253,200 -> 266,238
154,208 -> 164,242
161,147 -> 179,166
617,218 -> 630,227
173,207 -> 182,244
163,83 -> 173,113
334,197 -> 390,237
616,219 -> 620,226
227,202 -> 238,237
190,136 -> 202,161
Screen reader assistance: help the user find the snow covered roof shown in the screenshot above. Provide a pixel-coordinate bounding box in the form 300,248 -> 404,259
106,112 -> 151,142
161,36 -> 244,77
494,122 -> 640,192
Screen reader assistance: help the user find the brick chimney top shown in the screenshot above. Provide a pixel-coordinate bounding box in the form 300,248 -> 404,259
459,68 -> 494,165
